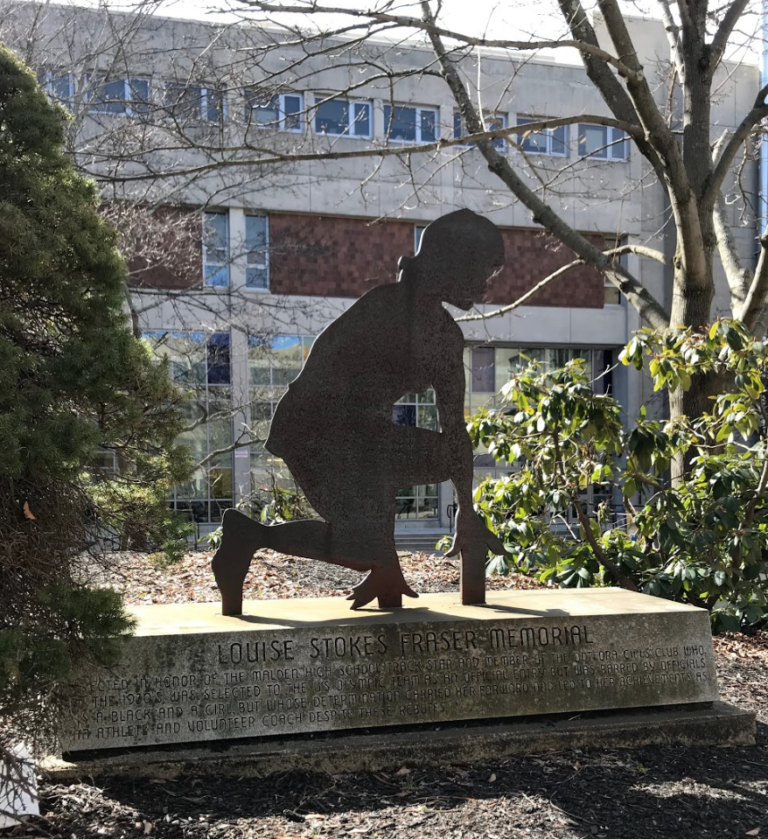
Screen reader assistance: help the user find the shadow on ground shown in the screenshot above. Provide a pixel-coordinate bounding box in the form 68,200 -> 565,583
39,734 -> 768,839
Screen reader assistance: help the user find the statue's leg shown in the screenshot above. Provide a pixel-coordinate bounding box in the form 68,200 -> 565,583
211,509 -> 266,615
459,541 -> 486,605
213,513 -> 352,614
266,515 -> 417,610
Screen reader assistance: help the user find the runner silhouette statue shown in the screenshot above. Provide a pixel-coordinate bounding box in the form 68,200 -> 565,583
212,208 -> 506,614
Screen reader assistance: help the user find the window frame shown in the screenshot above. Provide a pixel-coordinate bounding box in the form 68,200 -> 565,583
515,116 -> 569,158
39,69 -> 74,104
87,75 -> 151,117
248,334 -> 315,388
392,389 -> 440,521
245,213 -> 270,291
313,95 -> 372,139
383,103 -> 439,144
244,89 -> 304,133
144,330 -> 234,524
164,81 -> 226,125
453,111 -> 508,151
577,123 -> 629,161
202,210 -> 230,288
470,346 -> 496,393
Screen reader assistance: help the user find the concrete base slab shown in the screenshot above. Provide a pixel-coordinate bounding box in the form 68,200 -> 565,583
60,590 -> 722,752
44,701 -> 755,780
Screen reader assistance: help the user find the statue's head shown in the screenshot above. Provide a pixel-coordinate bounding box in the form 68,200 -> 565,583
399,209 -> 505,310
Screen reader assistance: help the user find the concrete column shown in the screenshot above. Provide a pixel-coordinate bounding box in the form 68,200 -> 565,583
229,324 -> 251,508
228,208 -> 251,508
623,248 -> 645,427
229,207 -> 247,289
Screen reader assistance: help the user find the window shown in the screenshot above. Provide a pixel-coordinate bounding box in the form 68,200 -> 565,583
203,211 -> 229,287
244,89 -> 303,132
471,346 -> 495,393
38,70 -> 73,104
578,124 -> 629,161
392,390 -> 440,520
453,111 -> 507,150
383,104 -> 437,143
88,76 -> 150,116
89,449 -> 117,478
249,335 -> 315,491
314,96 -> 371,138
516,117 -> 568,157
414,225 -> 426,252
245,214 -> 269,290
145,330 -> 233,523
207,332 -> 231,385
249,335 -> 314,388
164,82 -> 225,124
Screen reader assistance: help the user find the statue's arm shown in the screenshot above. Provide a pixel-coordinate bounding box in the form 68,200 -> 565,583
432,331 -> 474,513
433,321 -> 506,558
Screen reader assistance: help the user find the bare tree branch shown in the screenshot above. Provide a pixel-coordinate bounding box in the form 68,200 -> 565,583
702,83 -> 768,213
710,0 -> 752,69
421,0 -> 670,330
658,0 -> 685,84
738,225 -> 768,330
242,0 -> 645,81
597,0 -> 707,292
555,0 -> 670,194
457,245 -> 669,323
710,131 -> 752,306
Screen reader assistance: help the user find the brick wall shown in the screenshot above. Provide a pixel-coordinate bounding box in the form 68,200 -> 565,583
270,213 -> 606,308
124,207 -> 608,308
125,206 -> 202,291
492,228 -> 606,308
269,214 -> 412,297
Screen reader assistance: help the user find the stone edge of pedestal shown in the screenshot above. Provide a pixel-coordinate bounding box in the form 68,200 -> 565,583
44,701 -> 755,780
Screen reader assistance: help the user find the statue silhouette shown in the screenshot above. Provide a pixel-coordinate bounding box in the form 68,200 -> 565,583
212,208 -> 506,614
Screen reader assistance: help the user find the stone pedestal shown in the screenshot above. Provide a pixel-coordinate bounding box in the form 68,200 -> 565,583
61,589 -> 721,753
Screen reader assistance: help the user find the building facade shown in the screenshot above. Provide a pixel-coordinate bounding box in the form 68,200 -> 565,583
2,2 -> 760,544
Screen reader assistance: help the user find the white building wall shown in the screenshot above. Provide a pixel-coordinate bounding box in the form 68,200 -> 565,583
4,2 -> 761,534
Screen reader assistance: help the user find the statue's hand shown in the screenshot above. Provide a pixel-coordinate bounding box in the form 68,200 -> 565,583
447,510 -> 507,558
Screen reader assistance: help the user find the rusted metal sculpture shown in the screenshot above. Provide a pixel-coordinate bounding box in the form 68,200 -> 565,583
212,209 -> 506,614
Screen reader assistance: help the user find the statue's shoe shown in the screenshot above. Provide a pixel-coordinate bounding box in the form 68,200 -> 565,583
211,509 -> 264,615
347,563 -> 418,610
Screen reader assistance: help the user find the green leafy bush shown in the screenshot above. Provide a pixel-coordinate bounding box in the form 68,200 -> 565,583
467,320 -> 768,632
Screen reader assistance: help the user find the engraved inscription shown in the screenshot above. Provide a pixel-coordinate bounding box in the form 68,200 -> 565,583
61,615 -> 718,752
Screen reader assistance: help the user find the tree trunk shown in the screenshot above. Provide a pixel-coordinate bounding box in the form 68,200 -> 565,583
668,257 -> 716,484
668,369 -> 724,483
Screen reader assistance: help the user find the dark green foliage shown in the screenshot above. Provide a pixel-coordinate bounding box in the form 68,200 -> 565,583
1,585 -> 135,713
0,45 -> 189,753
464,320 -> 768,632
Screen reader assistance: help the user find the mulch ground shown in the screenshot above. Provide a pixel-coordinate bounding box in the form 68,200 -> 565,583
13,552 -> 768,838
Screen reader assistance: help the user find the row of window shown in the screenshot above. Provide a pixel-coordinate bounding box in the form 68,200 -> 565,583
40,70 -> 629,161
142,330 -> 616,524
200,212 -> 626,296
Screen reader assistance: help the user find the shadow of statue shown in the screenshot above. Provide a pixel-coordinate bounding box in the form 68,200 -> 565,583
212,209 -> 505,614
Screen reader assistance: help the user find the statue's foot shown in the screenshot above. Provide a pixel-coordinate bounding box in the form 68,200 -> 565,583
347,565 -> 418,610
212,509 -> 265,615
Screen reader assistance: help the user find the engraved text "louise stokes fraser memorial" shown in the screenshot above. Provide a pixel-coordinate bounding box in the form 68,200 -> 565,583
215,624 -> 596,666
